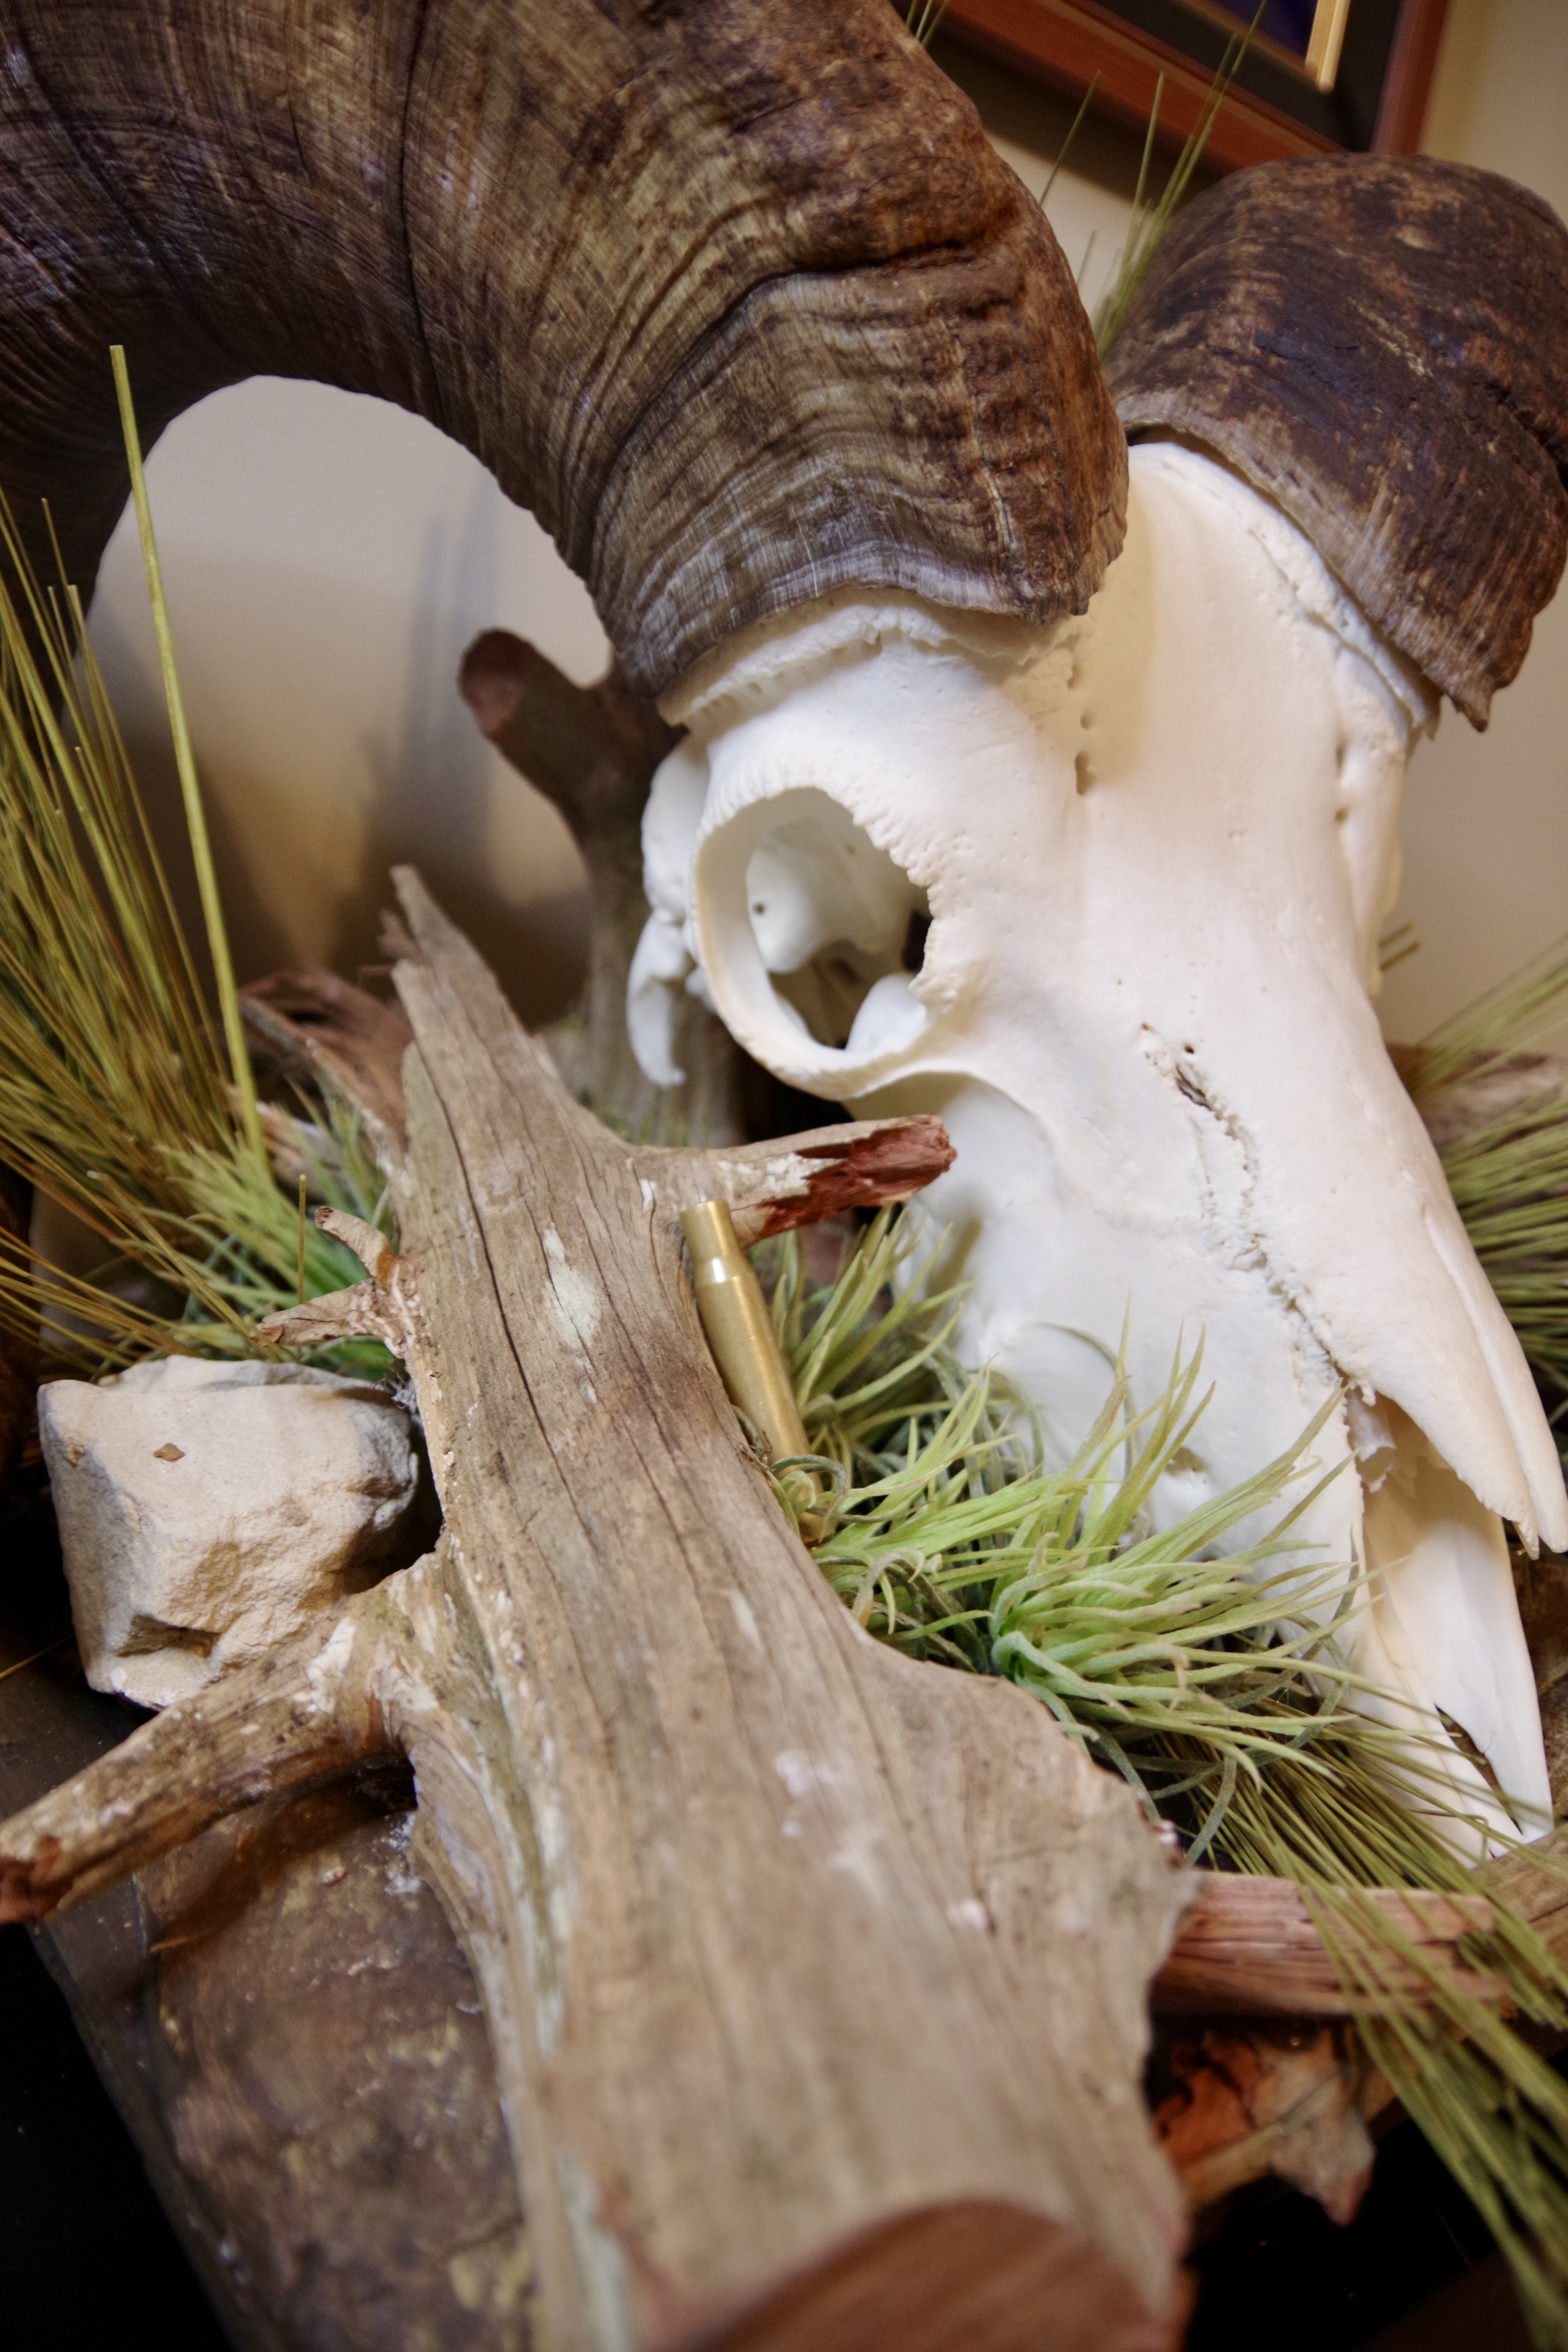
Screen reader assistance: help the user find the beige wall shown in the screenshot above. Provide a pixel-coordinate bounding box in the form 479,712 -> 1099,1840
87,9 -> 1567,1041
940,12 -> 1568,1049
90,383 -> 607,1025
1374,0 -> 1568,1042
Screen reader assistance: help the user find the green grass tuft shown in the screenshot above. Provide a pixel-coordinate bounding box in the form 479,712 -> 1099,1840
0,447 -> 395,1378
759,1209 -> 1568,2347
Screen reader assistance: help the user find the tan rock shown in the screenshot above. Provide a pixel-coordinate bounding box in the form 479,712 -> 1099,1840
38,1357 -> 420,1708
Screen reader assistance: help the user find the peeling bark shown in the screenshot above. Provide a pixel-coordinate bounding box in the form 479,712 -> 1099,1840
1155,2022 -> 1378,2226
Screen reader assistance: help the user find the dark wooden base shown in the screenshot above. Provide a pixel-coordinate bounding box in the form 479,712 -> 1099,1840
0,1486 -> 527,2352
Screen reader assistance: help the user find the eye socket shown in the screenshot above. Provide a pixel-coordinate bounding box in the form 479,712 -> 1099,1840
742,795 -> 929,1052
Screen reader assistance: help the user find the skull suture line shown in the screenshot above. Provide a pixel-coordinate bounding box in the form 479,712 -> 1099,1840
632,442 -> 1568,1853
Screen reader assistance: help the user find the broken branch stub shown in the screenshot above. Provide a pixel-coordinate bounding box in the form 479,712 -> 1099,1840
241,965 -> 413,1150
1151,1876 -> 1505,2016
0,867 -> 1195,2348
460,628 -> 743,1141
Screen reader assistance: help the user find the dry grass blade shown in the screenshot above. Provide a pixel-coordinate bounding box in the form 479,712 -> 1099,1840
0,463 -> 393,1376
111,347 -> 261,1163
903,0 -> 953,49
1093,6 -> 1262,357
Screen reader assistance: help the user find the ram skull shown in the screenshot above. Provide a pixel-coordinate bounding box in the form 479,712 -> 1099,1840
632,435 -> 1566,1851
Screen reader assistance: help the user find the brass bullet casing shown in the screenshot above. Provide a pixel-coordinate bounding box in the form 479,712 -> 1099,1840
681,1198 -> 810,1465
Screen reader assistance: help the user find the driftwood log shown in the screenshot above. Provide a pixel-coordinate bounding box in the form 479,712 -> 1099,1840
9,929 -> 1564,2332
3,872 -> 1198,2350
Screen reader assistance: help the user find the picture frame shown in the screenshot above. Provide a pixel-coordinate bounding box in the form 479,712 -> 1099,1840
938,0 -> 1452,173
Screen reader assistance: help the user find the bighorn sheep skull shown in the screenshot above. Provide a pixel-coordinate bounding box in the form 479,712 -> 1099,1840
632,438 -> 1566,1850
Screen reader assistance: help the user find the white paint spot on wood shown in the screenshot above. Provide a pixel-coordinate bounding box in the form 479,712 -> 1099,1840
773,1750 -> 817,1803
828,1822 -> 885,1900
542,1223 -> 601,1403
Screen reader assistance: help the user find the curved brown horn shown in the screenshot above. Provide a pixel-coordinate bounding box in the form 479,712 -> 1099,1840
1104,157 -> 1568,728
0,0 -> 1124,698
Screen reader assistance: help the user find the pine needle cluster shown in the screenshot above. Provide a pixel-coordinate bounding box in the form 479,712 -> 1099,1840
0,442 -> 392,1376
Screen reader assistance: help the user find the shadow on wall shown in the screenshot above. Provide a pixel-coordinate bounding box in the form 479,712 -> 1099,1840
83,376 -> 606,1026
336,489 -> 589,1020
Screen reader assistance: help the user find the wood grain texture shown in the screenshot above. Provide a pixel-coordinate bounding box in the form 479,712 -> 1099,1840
377,867 -> 1191,2340
1155,2021 -> 1377,2225
1106,156 -> 1568,726
636,1117 -> 959,1245
10,884 -> 1564,2316
2,872 -> 1194,2348
0,0 -> 1124,698
1152,1877 -> 1502,2016
242,968 -> 415,1150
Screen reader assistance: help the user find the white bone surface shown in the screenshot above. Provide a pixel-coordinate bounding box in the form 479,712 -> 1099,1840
39,1356 -> 420,1709
639,441 -> 1566,1847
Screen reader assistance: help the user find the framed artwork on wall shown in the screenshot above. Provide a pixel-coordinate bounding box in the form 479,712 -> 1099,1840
939,0 -> 1452,172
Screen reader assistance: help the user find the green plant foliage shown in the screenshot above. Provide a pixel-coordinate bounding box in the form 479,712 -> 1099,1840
0,488 -> 394,1377
760,1210 -> 1568,2347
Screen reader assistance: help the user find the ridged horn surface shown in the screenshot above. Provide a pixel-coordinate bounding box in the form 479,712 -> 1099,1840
0,0 -> 1125,696
1105,157 -> 1568,727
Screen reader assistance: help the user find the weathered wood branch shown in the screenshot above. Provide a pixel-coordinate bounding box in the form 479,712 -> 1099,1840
254,1120 -> 956,1359
0,1577 -> 406,1920
2,868 -> 1196,2348
5,1642 -> 1508,2038
1151,1876 -> 1503,2016
241,965 -> 414,1149
9,887 -> 1552,2324
641,1116 -> 958,1245
460,632 -> 678,844
1152,1827 -> 1568,2223
458,629 -> 742,1142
